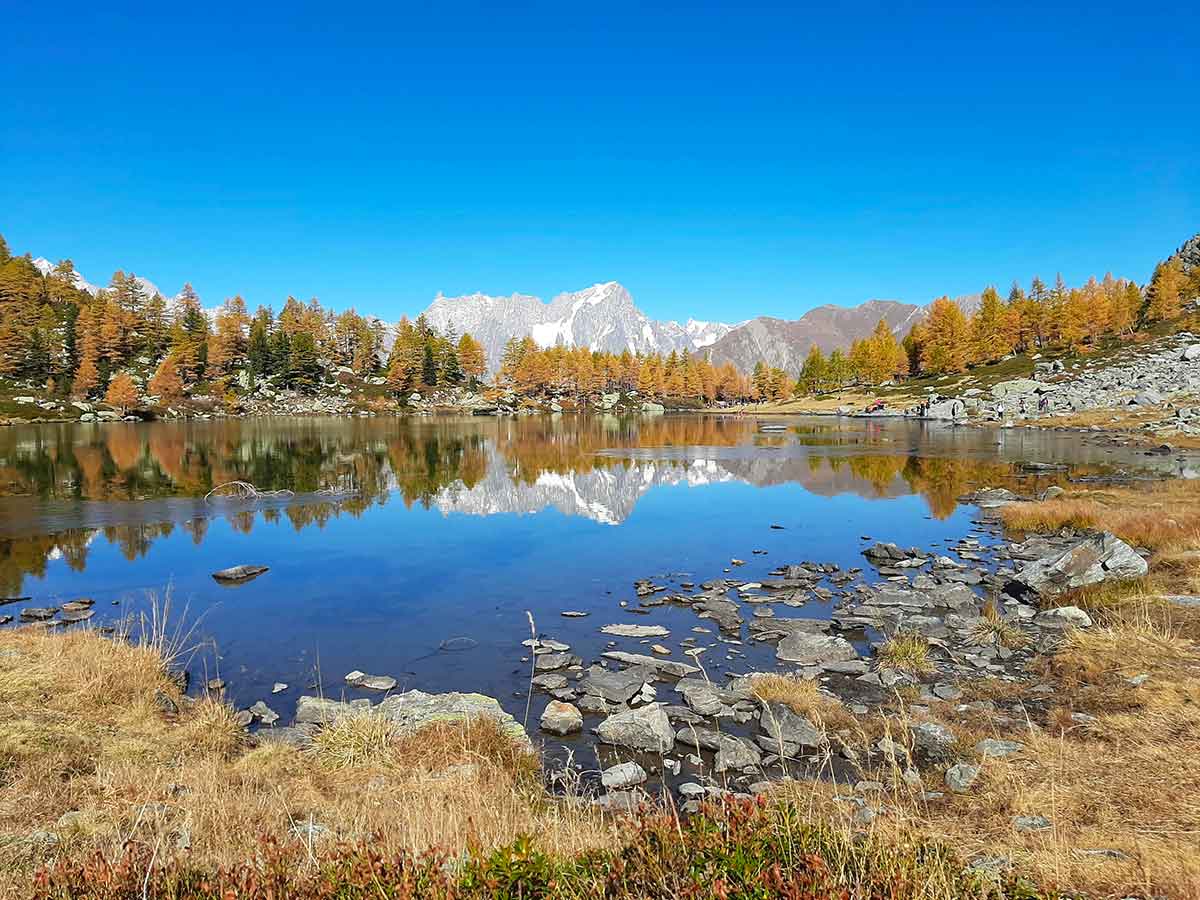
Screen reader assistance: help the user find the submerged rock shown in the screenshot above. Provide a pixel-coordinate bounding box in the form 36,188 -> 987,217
601,623 -> 670,638
344,671 -> 398,691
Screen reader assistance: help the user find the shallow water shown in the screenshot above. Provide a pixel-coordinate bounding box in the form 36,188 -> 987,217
0,414 -> 1187,767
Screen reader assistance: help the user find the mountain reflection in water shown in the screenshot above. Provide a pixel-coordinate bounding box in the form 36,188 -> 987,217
0,414 -> 1165,596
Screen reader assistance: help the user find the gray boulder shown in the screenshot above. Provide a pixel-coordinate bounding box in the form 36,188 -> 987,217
540,700 -> 583,736
758,702 -> 827,755
945,761 -> 980,793
1009,532 -> 1147,598
601,761 -> 647,790
596,703 -> 675,753
910,721 -> 957,761
1033,606 -> 1093,630
376,690 -> 530,746
991,379 -> 1042,399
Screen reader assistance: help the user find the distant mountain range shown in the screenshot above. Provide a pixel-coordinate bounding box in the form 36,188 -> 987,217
27,254 -> 979,375
419,282 -> 733,369
418,285 -> 980,373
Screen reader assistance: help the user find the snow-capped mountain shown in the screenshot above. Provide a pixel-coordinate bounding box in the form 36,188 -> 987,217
31,257 -> 174,301
420,281 -> 734,369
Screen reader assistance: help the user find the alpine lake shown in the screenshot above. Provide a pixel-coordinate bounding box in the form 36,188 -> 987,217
0,413 -> 1192,792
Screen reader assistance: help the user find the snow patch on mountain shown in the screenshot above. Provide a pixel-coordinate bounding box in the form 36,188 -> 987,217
420,281 -> 734,369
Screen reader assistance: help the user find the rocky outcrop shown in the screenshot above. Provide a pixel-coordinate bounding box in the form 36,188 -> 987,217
1008,532 -> 1147,599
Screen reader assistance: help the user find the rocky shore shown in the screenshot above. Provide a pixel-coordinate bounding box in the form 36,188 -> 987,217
862,333 -> 1200,434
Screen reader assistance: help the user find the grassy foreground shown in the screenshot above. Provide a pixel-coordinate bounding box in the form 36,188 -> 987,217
0,627 -> 1042,900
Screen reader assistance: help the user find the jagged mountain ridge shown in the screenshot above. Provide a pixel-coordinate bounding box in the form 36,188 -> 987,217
419,281 -> 733,369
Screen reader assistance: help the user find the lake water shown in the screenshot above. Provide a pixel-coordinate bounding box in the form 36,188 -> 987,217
0,414 -> 1185,768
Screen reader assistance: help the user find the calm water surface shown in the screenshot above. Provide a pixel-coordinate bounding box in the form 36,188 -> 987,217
0,414 -> 1185,758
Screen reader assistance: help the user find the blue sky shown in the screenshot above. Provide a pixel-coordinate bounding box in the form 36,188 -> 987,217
2,1 -> 1195,323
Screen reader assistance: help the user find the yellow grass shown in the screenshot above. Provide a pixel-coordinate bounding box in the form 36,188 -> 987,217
1000,480 -> 1200,554
0,626 -> 617,895
875,631 -> 935,675
748,673 -> 857,731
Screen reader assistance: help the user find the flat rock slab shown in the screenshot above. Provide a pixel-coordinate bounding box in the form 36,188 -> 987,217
601,650 -> 699,678
776,632 -> 859,667
601,624 -> 670,638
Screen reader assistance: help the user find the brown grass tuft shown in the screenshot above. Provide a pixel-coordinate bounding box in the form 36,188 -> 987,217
875,632 -> 935,675
749,673 -> 857,731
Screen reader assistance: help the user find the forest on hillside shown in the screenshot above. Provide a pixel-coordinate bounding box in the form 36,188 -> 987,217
1,232 -> 1196,410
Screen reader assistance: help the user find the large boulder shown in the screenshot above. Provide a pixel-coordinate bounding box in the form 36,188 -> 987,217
925,398 -> 965,420
375,690 -> 530,746
1007,532 -> 1147,599
596,703 -> 675,753
757,702 -> 827,755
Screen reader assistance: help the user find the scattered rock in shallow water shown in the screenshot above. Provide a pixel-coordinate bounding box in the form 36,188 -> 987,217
534,651 -> 579,672
945,761 -> 980,793
579,665 -> 648,704
233,709 -> 253,728
600,650 -> 699,677
540,700 -> 583,736
601,761 -> 647,790
211,565 -> 269,584
596,703 -> 675,753
19,607 -> 58,622
248,700 -> 280,725
601,623 -> 669,638
561,611 -> 589,618
344,671 -> 397,691
272,682 -> 288,694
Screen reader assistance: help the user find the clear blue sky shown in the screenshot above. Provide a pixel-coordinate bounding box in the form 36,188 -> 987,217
2,1 -> 1195,323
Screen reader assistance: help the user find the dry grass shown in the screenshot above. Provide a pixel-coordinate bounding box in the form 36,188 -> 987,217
0,626 -> 617,897
875,632 -> 936,675
968,599 -> 1030,649
1000,479 -> 1200,555
749,673 -> 857,731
